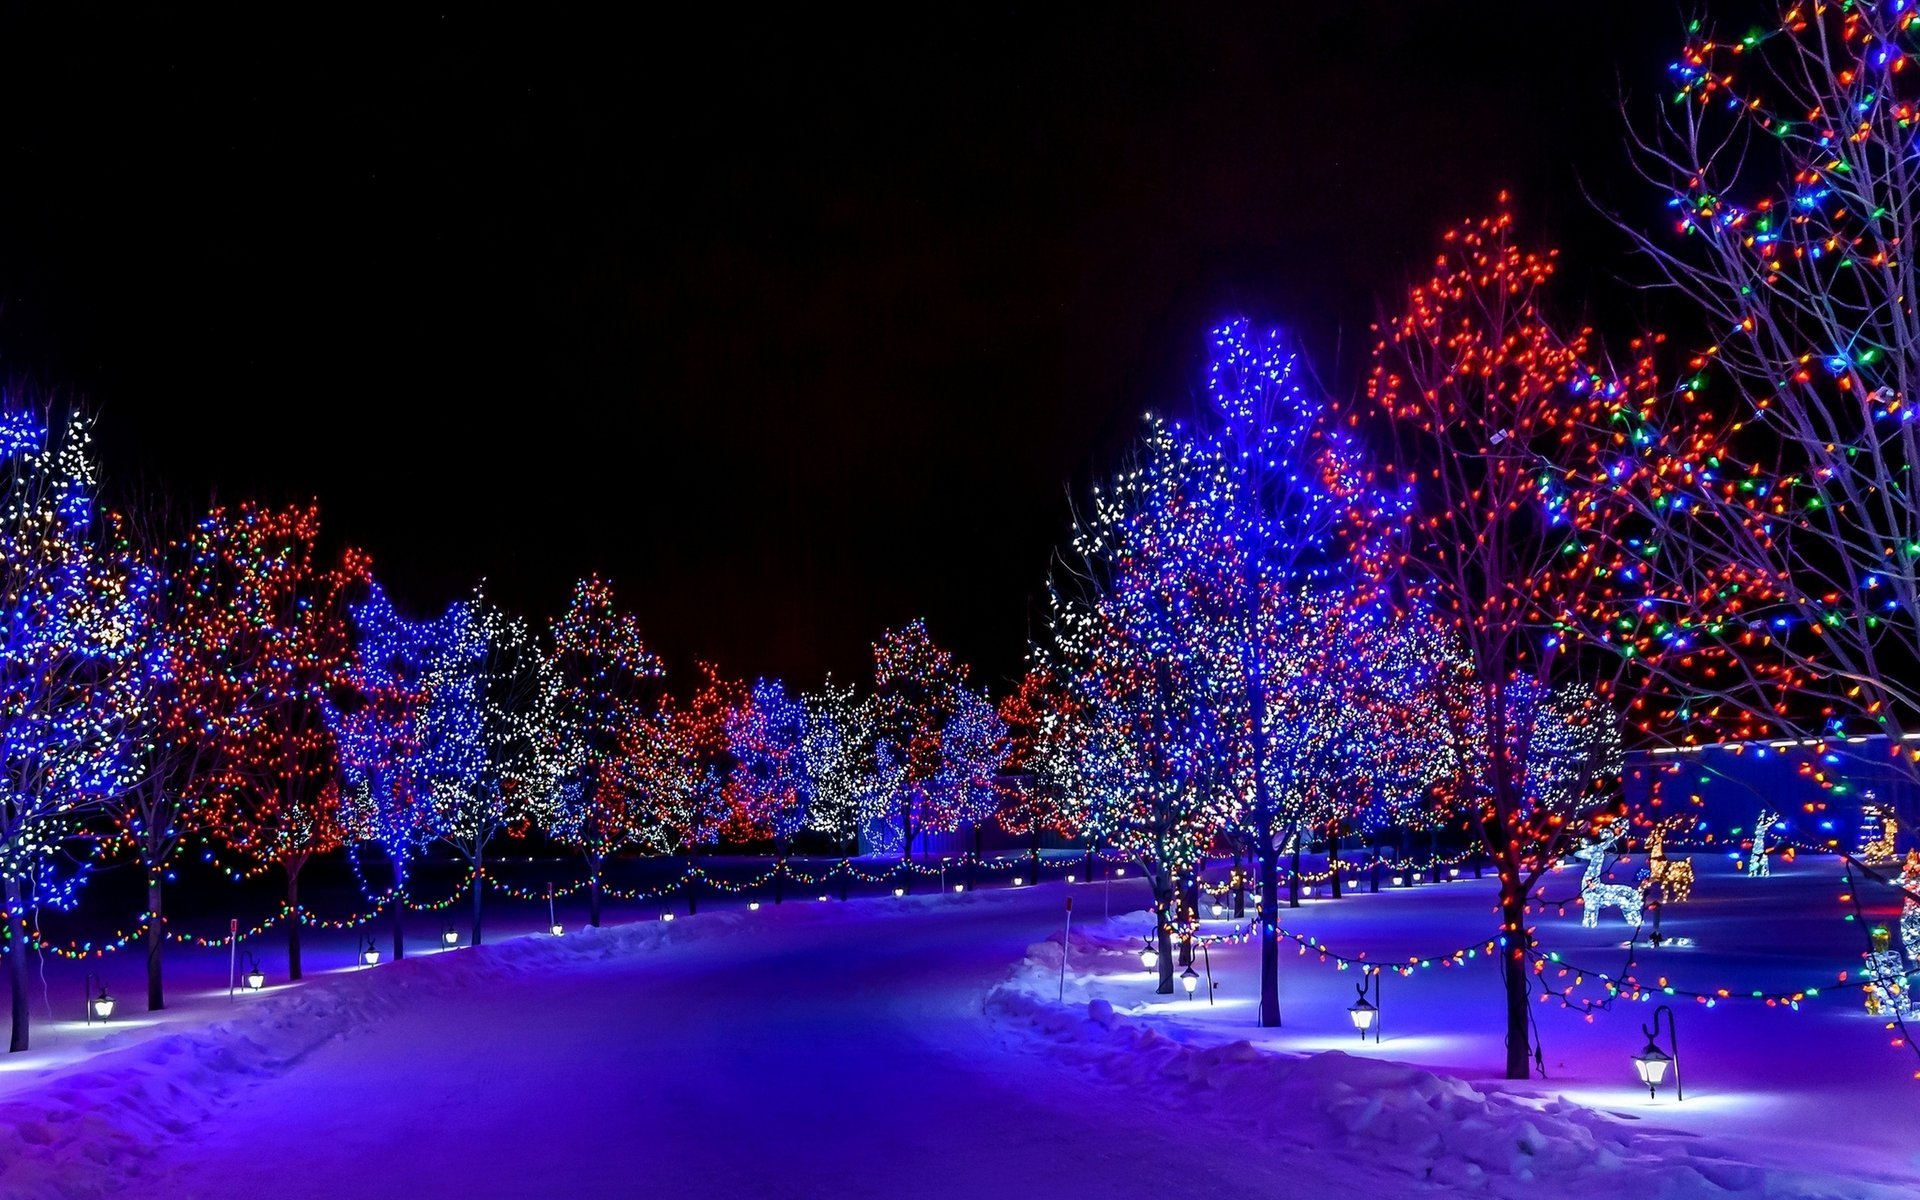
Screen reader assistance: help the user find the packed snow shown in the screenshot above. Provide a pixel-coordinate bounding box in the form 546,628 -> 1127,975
0,852 -> 1915,1198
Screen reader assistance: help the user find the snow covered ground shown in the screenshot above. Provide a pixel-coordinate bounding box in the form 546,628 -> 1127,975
0,852 -> 1914,1198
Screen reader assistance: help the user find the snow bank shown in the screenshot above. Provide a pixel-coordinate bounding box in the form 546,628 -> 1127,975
0,916 -> 741,1200
991,928 -> 1911,1200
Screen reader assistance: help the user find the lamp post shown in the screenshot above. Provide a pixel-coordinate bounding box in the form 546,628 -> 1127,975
83,973 -> 114,1024
441,925 -> 459,948
1347,972 -> 1380,1043
360,936 -> 380,967
1139,939 -> 1159,972
1630,1004 -> 1683,1101
1200,941 -> 1215,1006
547,882 -> 562,937
1180,965 -> 1199,999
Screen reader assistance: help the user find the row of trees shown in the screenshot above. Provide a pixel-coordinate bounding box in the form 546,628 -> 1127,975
0,417 -> 1028,1052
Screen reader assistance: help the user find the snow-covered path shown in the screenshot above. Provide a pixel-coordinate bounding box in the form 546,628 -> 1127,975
129,884 -> 1411,1200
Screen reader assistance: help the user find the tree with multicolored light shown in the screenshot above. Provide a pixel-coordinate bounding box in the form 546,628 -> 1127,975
192,502 -> 369,981
0,402 -> 152,1051
1615,2 -> 1920,828
869,620 -> 967,866
539,575 -> 663,927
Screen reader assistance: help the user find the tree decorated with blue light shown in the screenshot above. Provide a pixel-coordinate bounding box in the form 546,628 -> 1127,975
332,583 -> 475,960
727,675 -> 811,901
0,401 -> 152,1051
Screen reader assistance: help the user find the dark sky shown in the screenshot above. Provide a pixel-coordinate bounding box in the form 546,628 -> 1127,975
0,3 -> 1682,690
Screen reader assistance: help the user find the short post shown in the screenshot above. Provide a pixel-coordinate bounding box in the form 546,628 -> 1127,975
1058,895 -> 1073,1002
227,918 -> 239,1001
1201,940 -> 1214,1006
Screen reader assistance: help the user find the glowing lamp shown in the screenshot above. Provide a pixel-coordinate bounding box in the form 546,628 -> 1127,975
1347,996 -> 1377,1037
442,926 -> 459,947
1066,874 -> 1076,883
1631,1040 -> 1672,1097
1180,966 -> 1199,997
1449,868 -> 1461,879
893,888 -> 906,897
1140,942 -> 1159,971
89,987 -> 114,1021
662,912 -> 675,922
1630,1004 -> 1683,1101
1210,903 -> 1224,917
1392,876 -> 1405,886
1115,868 -> 1125,878
953,885 -> 964,894
1013,877 -> 1024,886
748,901 -> 761,911
550,923 -> 564,937
818,894 -> 830,902
360,945 -> 380,967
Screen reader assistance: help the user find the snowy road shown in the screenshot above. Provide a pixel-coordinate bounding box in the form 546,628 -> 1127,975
11,863 -> 1913,1200
128,884 -> 1412,1200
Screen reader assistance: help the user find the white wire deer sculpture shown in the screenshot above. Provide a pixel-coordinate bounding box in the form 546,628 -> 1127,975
1747,809 -> 1781,878
1572,826 -> 1644,929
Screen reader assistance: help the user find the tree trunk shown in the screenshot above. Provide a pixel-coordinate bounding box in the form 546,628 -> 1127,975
686,845 -> 699,915
1178,874 -> 1200,965
146,871 -> 165,1011
1257,827 -> 1280,1027
1153,869 -> 1175,995
1032,830 -> 1042,876
969,826 -> 981,892
1369,847 -> 1381,895
1498,872 -> 1533,1080
1429,828 -> 1443,884
7,877 -> 30,1052
391,886 -> 406,961
286,859 -> 305,981
840,836 -> 853,901
587,854 -> 603,927
1328,824 -> 1343,899
471,848 -> 485,946
1288,834 -> 1303,909
773,838 -> 786,905
1232,846 -> 1246,918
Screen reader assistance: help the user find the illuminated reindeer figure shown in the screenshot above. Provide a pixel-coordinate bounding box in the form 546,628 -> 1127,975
1573,827 -> 1644,929
1747,809 -> 1780,878
1643,823 -> 1694,904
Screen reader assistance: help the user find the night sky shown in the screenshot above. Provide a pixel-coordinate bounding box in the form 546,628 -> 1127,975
0,4 -> 1683,689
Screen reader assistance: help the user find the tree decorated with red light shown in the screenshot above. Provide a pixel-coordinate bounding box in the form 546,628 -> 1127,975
193,502 -> 369,981
653,661 -> 747,913
1365,200 -> 1762,1078
994,665 -> 1087,872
